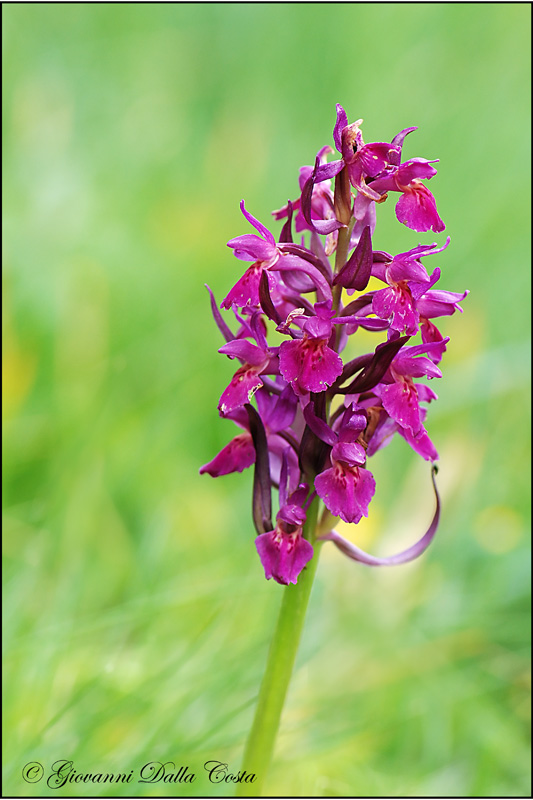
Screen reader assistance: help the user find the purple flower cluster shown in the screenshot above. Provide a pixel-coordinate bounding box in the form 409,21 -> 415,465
201,105 -> 468,586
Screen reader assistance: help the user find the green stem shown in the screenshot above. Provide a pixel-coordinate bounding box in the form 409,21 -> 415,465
236,498 -> 322,797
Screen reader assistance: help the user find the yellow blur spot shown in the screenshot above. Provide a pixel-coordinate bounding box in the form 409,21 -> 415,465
473,505 -> 523,554
2,305 -> 36,418
334,506 -> 382,551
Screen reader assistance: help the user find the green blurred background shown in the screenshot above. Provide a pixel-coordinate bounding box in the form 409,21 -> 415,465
2,4 -> 531,797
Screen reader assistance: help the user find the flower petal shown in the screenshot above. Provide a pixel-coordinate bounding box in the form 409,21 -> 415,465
380,380 -> 421,434
218,365 -> 264,416
219,339 -> 268,366
255,531 -> 314,585
239,200 -> 276,244
199,433 -> 255,477
395,184 -> 445,233
227,233 -> 277,262
279,338 -> 343,395
372,285 -> 419,336
333,104 -> 349,152
315,463 -> 375,524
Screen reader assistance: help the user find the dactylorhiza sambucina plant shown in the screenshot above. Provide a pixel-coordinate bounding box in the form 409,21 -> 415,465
200,105 -> 468,795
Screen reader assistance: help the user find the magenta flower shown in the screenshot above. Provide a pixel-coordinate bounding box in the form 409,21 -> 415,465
371,239 -> 450,335
201,384 -> 301,490
201,105 -> 467,585
279,302 -> 343,395
396,180 -> 445,233
315,442 -> 376,524
332,104 -> 400,196
366,406 -> 438,463
375,340 -> 446,435
222,201 -> 332,309
370,154 -> 445,233
255,484 -> 314,585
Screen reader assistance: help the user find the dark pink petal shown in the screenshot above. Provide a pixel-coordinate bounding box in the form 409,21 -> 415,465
219,339 -> 268,366
333,104 -> 349,152
255,531 -> 314,585
289,483 -> 312,509
347,161 -> 383,200
303,313 -> 333,340
366,409 -> 436,461
315,463 -> 375,524
394,355 -> 442,379
358,142 -> 397,177
274,253 -> 333,303
341,316 -> 390,334
380,380 -> 421,434
395,183 -> 445,233
303,402 -> 337,445
367,171 -> 398,195
262,384 -> 297,433
420,318 -> 446,363
218,364 -> 264,416
279,337 -> 343,395
416,383 -> 438,403
317,144 -> 335,163
221,263 -> 264,309
397,158 -> 439,184
409,266 -> 441,301
351,198 -> 377,246
395,238 -> 451,261
372,285 -> 419,335
390,127 -> 418,160
337,406 -> 367,441
281,244 -> 333,284
398,338 -> 450,360
239,200 -> 276,245
387,257 -> 431,285
417,289 -> 469,318
199,433 -> 255,477
227,233 -> 278,262
249,309 -> 269,351
422,288 -> 468,304
399,423 -> 439,462
331,441 -> 366,467
315,160 -> 344,182
307,217 -> 343,235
